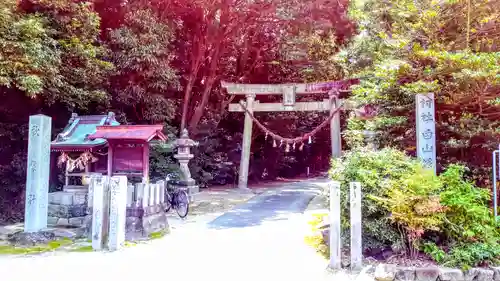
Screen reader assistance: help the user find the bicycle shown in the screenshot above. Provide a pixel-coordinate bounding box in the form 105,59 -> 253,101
164,174 -> 190,218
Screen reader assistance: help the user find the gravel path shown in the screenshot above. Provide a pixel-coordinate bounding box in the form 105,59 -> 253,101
0,179 -> 336,281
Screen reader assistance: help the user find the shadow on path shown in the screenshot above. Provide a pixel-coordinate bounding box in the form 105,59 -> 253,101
207,179 -> 328,229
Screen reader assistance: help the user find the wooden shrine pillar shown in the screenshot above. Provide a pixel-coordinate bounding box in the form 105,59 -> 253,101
239,94 -> 255,189
107,142 -> 114,177
142,142 -> 150,184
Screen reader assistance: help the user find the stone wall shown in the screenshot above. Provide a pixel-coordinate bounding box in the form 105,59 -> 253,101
125,181 -> 169,240
48,191 -> 87,227
84,180 -> 169,241
374,264 -> 500,281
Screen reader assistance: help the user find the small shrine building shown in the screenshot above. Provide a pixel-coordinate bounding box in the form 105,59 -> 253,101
50,112 -> 166,190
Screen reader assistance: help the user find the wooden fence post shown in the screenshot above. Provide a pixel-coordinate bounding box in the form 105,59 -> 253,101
350,182 -> 362,271
329,181 -> 342,270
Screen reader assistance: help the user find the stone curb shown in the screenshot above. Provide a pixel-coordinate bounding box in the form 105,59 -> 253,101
374,264 -> 500,281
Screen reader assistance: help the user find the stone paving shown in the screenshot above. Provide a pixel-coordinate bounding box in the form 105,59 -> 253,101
0,179 -> 351,281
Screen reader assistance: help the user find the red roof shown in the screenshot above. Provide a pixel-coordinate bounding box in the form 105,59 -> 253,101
88,125 -> 167,142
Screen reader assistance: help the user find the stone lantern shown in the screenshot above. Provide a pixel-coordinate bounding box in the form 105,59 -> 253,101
173,129 -> 199,196
354,104 -> 379,150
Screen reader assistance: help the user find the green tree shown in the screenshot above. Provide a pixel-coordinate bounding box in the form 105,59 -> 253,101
106,7 -> 179,123
337,0 -> 500,185
0,0 -> 59,95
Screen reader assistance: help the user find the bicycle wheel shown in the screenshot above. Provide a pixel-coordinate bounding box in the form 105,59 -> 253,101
174,190 -> 189,218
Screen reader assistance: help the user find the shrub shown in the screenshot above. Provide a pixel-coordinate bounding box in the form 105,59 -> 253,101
370,166 -> 446,258
329,147 -> 500,268
435,165 -> 500,268
304,213 -> 330,259
328,147 -> 420,252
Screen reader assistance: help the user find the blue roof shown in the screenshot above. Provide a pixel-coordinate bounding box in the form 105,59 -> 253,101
51,113 -> 120,151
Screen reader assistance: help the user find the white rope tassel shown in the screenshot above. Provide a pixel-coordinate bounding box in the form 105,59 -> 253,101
308,136 -> 312,144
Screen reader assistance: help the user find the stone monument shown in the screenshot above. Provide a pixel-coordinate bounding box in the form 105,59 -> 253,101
24,114 -> 52,233
108,176 -> 127,250
416,93 -> 437,174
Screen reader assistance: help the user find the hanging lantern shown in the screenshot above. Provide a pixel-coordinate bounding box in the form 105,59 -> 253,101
273,139 -> 277,147
299,143 -> 304,151
285,143 -> 290,153
292,142 -> 296,150
265,132 -> 268,140
279,140 -> 283,147
308,136 -> 312,144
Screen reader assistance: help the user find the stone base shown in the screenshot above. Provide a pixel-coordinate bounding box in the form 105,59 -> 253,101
48,191 -> 88,227
125,204 -> 169,241
6,231 -> 56,246
84,205 -> 170,241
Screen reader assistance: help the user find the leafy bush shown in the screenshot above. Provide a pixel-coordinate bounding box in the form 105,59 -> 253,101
328,147 -> 420,251
370,166 -> 446,258
435,165 -> 500,268
304,213 -> 329,259
329,147 -> 500,268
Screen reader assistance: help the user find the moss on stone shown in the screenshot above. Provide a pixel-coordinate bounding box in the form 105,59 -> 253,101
148,229 -> 169,240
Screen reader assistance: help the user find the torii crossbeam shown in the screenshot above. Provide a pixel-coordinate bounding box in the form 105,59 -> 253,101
222,79 -> 358,189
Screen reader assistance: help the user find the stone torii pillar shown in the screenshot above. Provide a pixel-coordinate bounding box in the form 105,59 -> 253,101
222,81 -> 348,189
239,94 -> 255,190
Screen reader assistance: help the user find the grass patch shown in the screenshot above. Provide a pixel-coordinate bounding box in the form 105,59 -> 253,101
0,237 -> 73,255
148,229 -> 169,240
70,245 -> 93,252
124,241 -> 138,247
304,212 -> 329,259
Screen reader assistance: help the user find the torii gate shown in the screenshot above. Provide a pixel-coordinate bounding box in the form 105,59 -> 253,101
222,80 -> 358,189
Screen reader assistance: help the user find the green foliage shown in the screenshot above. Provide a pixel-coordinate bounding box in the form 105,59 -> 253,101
329,147 -> 418,250
439,165 -> 498,242
107,7 -> 178,123
338,0 -> 500,186
304,213 -> 330,259
0,0 -> 59,95
435,165 -> 500,268
370,166 -> 445,258
330,147 -> 500,268
25,0 -> 114,107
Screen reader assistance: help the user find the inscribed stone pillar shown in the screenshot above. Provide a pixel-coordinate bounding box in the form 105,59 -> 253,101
416,93 -> 437,174
24,114 -> 52,233
108,176 -> 127,251
329,181 -> 342,270
238,93 -> 255,189
350,182 -> 362,271
91,175 -> 107,250
330,97 -> 342,158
